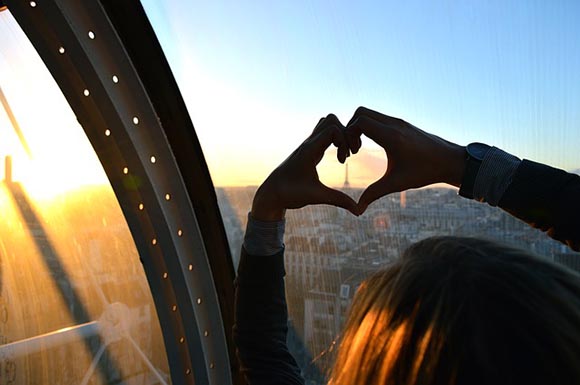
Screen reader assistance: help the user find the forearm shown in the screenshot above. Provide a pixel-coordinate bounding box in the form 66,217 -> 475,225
461,147 -> 580,251
234,248 -> 303,385
497,160 -> 580,251
233,215 -> 304,385
233,115 -> 353,384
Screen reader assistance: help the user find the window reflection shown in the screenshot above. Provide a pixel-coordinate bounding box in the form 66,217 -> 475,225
0,10 -> 170,384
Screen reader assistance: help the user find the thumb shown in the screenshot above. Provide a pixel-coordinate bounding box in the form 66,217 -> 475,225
317,184 -> 359,216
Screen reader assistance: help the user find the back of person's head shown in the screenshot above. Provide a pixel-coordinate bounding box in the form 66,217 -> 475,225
328,236 -> 580,385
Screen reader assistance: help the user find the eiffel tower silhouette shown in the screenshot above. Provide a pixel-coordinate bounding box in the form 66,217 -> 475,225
343,163 -> 350,189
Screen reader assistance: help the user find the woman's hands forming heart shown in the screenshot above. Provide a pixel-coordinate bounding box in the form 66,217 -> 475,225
250,107 -> 467,221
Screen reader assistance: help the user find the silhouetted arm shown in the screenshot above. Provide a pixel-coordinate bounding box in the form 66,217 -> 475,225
233,115 -> 354,384
346,106 -> 580,251
498,160 -> 580,251
467,147 -> 580,251
234,242 -> 304,385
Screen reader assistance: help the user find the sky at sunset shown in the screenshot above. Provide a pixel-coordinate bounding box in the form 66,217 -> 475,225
2,2 -> 580,193
141,0 -> 580,187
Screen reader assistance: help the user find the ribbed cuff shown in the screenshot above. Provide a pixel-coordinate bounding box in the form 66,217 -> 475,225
473,147 -> 521,206
242,213 -> 285,256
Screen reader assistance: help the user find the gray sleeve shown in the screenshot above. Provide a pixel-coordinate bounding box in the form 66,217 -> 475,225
472,146 -> 522,206
242,213 -> 286,256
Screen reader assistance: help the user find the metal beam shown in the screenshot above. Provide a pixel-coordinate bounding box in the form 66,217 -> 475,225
0,322 -> 100,359
98,2 -> 242,383
5,1 -> 234,383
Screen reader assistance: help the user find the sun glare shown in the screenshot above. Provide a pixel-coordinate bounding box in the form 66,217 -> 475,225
0,11 -> 108,201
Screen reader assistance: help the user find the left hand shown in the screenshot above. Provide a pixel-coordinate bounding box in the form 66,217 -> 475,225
251,114 -> 359,221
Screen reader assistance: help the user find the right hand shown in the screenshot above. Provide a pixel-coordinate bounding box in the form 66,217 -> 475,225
346,107 -> 467,213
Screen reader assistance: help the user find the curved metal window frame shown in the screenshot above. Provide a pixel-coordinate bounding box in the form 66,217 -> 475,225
4,1 -> 239,384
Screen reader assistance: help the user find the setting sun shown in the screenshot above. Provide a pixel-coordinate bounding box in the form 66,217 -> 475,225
0,11 -> 108,200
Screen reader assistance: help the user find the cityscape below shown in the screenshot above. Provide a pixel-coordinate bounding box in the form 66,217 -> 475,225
218,184 -> 580,384
1,160 -> 578,384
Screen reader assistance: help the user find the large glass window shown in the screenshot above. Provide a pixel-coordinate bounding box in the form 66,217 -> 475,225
142,1 -> 580,382
0,9 -> 170,384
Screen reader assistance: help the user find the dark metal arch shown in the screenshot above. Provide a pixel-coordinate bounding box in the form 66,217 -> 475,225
4,1 -> 240,384
97,2 -> 243,383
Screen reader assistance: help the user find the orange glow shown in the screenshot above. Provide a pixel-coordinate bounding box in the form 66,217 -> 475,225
336,309 -> 407,382
379,320 -> 408,379
0,11 -> 108,200
411,325 -> 433,381
0,179 -> 170,382
206,146 -> 388,188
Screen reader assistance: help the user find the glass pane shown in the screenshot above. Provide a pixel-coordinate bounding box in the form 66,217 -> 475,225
0,10 -> 171,384
142,1 -> 580,383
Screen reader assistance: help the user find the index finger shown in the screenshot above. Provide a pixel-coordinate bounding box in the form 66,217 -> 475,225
311,113 -> 342,137
308,123 -> 349,164
307,115 -> 350,163
347,106 -> 402,127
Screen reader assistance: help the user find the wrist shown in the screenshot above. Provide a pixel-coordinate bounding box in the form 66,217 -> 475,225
251,183 -> 286,221
442,144 -> 467,188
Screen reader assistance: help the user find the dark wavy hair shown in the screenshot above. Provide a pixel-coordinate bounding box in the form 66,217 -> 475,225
329,236 -> 580,385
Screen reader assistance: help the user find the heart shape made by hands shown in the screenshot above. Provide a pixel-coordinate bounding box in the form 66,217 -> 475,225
313,109 -> 465,216
252,108 -> 465,220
